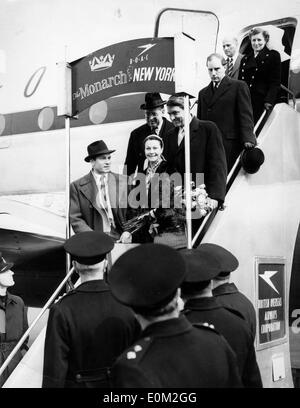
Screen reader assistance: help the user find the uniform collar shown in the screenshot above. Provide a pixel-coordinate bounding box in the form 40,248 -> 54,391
76,279 -> 110,293
184,296 -> 221,311
6,292 -> 17,305
213,282 -> 238,296
142,314 -> 192,338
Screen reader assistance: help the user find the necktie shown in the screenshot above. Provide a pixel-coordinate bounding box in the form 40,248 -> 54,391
226,57 -> 233,76
100,175 -> 108,212
151,127 -> 159,135
212,82 -> 218,93
178,128 -> 184,146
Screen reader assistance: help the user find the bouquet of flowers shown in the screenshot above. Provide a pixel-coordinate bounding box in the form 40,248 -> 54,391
174,183 -> 212,219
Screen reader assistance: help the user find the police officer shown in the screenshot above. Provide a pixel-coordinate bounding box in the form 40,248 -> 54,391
0,254 -> 28,387
109,243 -> 242,388
42,231 -> 140,388
181,245 -> 262,388
210,243 -> 257,339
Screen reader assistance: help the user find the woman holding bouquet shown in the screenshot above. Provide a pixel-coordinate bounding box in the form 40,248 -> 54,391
128,134 -> 186,248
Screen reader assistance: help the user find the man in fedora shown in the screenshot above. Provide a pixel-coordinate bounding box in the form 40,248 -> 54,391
181,245 -> 262,387
124,92 -> 174,177
43,232 -> 140,388
0,253 -> 28,386
70,140 -> 132,242
109,243 -> 242,387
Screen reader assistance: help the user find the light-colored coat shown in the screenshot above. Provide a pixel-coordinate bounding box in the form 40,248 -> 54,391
70,171 -> 129,237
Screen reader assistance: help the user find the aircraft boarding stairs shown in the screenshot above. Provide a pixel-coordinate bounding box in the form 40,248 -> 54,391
2,103 -> 300,388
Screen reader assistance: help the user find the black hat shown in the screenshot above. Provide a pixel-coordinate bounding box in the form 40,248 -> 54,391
181,243 -> 239,284
198,243 -> 239,277
108,244 -> 186,310
0,253 -> 13,274
181,248 -> 221,285
140,93 -> 166,110
240,147 -> 265,174
84,140 -> 116,162
64,232 -> 114,265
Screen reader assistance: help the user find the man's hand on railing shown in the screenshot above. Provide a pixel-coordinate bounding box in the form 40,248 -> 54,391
244,142 -> 255,149
264,102 -> 273,111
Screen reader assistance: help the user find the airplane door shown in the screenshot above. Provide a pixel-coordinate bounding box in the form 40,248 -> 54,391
154,8 -> 220,98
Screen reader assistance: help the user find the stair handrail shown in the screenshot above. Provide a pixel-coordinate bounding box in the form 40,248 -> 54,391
0,266 -> 75,379
280,84 -> 297,110
191,109 -> 268,247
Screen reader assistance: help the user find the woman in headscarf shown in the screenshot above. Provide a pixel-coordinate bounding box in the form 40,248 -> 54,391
129,135 -> 186,249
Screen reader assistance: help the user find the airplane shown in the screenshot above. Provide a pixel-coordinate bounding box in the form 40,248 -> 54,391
0,0 -> 300,388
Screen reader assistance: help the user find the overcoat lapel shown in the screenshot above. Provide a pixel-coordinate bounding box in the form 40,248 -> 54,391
209,76 -> 231,106
79,172 -> 101,213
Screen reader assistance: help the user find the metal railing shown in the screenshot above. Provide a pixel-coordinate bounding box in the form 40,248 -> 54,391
281,84 -> 297,110
0,267 -> 76,379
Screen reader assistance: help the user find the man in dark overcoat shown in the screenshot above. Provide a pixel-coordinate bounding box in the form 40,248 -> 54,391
181,245 -> 262,388
109,244 -> 242,388
165,94 -> 227,208
42,232 -> 140,388
211,243 -> 257,339
70,140 -> 131,243
124,93 -> 174,177
197,53 -> 256,171
0,254 -> 28,387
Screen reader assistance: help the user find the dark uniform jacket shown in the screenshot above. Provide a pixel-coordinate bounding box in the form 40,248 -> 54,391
213,282 -> 257,339
70,171 -> 129,239
184,297 -> 262,388
124,117 -> 174,176
0,292 -> 28,387
42,280 -> 140,388
197,76 -> 256,170
112,314 -> 242,388
239,46 -> 281,123
164,117 -> 227,203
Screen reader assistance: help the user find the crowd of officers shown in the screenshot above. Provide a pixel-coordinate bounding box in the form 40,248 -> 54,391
42,231 -> 262,388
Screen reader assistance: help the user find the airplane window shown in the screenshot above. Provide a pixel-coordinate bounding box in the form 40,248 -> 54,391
0,114 -> 5,135
38,107 -> 55,131
89,100 -> 108,124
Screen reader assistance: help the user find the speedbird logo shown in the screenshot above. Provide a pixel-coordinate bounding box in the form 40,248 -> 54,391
136,43 -> 156,57
89,53 -> 115,72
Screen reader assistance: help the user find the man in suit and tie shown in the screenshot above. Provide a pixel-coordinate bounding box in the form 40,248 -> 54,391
124,93 -> 174,177
70,140 -> 132,243
197,53 -> 256,171
165,94 -> 227,210
222,36 -> 243,80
